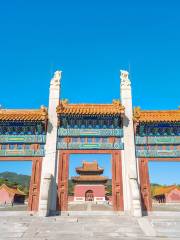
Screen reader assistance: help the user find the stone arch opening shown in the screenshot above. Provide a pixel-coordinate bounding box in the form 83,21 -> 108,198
0,157 -> 42,211
57,150 -> 124,212
139,158 -> 180,213
85,190 -> 94,201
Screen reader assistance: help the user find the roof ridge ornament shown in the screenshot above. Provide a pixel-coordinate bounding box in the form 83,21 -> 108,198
40,105 -> 48,117
133,107 -> 141,122
61,99 -> 69,105
56,100 -> 125,115
120,70 -> 131,88
50,70 -> 62,87
112,99 -> 121,106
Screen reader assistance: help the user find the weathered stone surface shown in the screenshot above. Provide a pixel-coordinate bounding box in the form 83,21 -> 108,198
0,212 -> 179,239
148,214 -> 180,238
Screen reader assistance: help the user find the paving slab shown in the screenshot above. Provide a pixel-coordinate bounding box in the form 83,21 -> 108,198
0,212 -> 180,239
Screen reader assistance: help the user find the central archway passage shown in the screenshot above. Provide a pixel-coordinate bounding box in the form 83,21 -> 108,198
57,150 -> 124,212
85,190 -> 94,201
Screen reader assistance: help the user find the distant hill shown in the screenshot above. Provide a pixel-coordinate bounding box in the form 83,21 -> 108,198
0,171 -> 31,188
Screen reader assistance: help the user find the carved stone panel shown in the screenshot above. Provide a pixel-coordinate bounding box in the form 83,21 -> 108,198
112,152 -> 124,211
138,158 -> 152,211
57,152 -> 69,211
28,158 -> 42,211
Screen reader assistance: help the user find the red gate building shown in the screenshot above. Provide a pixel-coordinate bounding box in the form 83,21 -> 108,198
72,161 -> 108,202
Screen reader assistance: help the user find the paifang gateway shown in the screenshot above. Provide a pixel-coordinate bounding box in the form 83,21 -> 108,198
0,70 -> 179,217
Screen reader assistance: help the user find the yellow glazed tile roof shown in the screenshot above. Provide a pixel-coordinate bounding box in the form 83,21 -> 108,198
57,100 -> 124,116
0,184 -> 26,196
152,185 -> 180,197
72,175 -> 108,182
76,161 -> 104,173
134,107 -> 180,122
0,106 -> 48,122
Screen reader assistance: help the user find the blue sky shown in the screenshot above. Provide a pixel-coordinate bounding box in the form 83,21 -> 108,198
0,1 -> 180,184
0,158 -> 179,185
0,161 -> 32,176
0,0 -> 180,109
149,162 -> 180,185
69,154 -> 112,178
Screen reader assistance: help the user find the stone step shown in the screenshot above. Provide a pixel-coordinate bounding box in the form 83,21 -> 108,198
149,216 -> 180,238
151,219 -> 180,223
2,213 -> 180,239
148,211 -> 180,217
0,214 -> 147,239
60,210 -> 125,216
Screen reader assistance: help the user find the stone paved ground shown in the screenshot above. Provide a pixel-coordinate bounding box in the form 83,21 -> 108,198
0,204 -> 27,211
0,214 -> 146,240
148,212 -> 180,239
1,202 -> 179,212
0,212 -> 180,240
152,203 -> 180,212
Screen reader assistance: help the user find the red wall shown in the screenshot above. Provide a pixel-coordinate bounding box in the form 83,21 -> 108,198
74,185 -> 105,198
0,188 -> 13,204
166,189 -> 180,203
68,196 -> 74,202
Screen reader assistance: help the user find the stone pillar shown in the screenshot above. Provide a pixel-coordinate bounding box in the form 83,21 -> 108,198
38,71 -> 61,216
38,173 -> 52,216
120,70 -> 142,217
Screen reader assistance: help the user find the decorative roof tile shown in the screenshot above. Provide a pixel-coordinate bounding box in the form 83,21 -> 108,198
0,106 -> 48,122
152,185 -> 180,197
72,175 -> 108,182
134,107 -> 180,122
76,161 -> 104,174
57,99 -> 124,116
72,161 -> 108,183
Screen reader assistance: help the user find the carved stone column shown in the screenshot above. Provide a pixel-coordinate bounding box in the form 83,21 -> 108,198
38,173 -> 52,216
120,70 -> 142,217
39,71 -> 61,215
